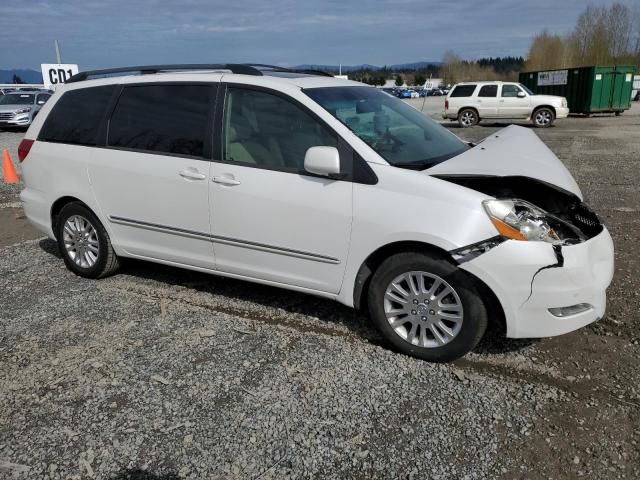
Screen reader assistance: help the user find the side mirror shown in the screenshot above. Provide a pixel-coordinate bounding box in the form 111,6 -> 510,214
304,146 -> 341,178
517,91 -> 526,98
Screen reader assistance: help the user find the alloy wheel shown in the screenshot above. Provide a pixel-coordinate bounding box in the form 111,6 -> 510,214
383,271 -> 464,348
62,215 -> 100,268
535,110 -> 552,126
460,111 -> 476,126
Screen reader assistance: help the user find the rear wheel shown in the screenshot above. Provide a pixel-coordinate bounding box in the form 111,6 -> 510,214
458,108 -> 478,127
532,107 -> 555,127
56,202 -> 120,279
367,252 -> 488,362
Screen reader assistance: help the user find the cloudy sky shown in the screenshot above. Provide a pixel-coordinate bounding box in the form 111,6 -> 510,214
2,0 -> 635,69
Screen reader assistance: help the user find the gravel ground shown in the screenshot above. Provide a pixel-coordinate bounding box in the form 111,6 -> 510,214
1,100 -> 639,479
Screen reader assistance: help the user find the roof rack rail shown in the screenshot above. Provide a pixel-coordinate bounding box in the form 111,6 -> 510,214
249,64 -> 334,77
66,64 -> 263,83
67,63 -> 335,83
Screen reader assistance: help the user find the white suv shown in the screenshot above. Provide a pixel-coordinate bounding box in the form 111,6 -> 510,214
19,64 -> 613,362
443,81 -> 569,128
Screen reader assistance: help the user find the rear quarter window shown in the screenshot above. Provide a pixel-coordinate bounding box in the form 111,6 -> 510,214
450,85 -> 477,97
38,86 -> 116,146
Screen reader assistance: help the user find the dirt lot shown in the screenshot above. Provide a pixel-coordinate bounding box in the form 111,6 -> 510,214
1,100 -> 639,479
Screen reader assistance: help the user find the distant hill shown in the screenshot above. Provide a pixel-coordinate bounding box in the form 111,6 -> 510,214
294,61 -> 442,72
0,69 -> 43,84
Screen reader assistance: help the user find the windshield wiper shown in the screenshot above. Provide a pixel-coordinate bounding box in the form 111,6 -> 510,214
393,160 -> 435,170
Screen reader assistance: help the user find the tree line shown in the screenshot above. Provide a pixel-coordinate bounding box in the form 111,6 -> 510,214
352,2 -> 639,87
525,3 -> 640,71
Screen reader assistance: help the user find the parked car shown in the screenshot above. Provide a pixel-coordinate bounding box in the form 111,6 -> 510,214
398,89 -> 418,98
0,91 -> 52,128
19,64 -> 613,362
416,88 -> 428,97
430,88 -> 444,96
443,81 -> 569,128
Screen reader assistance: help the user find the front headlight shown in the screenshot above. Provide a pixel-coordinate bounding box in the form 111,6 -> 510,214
483,199 -> 585,245
15,108 -> 31,114
561,98 -> 567,108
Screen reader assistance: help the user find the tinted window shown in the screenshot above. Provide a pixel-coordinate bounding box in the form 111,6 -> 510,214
109,85 -> 213,157
501,85 -> 522,97
36,94 -> 51,104
224,87 -> 336,172
306,86 -> 468,169
478,85 -> 498,97
39,86 -> 115,145
450,85 -> 476,97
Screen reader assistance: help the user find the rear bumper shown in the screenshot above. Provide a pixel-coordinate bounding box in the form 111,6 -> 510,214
460,228 -> 614,338
20,187 -> 55,239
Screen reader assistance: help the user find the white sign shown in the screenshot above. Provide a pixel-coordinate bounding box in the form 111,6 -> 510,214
538,70 -> 568,86
41,64 -> 79,90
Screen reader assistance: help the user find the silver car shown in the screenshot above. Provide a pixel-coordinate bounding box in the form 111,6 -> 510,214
0,91 -> 52,128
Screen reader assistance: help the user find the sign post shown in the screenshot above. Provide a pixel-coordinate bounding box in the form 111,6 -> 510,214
41,64 -> 79,90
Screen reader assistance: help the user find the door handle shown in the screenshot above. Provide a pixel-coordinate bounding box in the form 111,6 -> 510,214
212,175 -> 241,186
179,169 -> 206,180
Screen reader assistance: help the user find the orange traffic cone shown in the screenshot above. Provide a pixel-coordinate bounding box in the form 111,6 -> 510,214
2,149 -> 19,184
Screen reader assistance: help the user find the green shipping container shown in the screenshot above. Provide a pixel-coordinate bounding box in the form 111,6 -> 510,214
519,65 -> 636,114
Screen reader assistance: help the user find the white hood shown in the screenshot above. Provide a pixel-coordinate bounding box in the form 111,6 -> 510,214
426,125 -> 582,199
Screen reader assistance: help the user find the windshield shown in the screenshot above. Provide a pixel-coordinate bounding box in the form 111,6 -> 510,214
0,94 -> 35,105
305,86 -> 468,169
519,84 -> 535,95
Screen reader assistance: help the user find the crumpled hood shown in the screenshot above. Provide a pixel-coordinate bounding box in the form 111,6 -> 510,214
426,125 -> 582,199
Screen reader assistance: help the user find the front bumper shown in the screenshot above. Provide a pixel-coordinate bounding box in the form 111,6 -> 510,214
556,106 -> 570,118
460,228 -> 614,338
0,115 -> 31,126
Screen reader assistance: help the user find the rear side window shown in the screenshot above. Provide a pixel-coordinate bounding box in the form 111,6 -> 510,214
108,84 -> 213,158
449,85 -> 476,97
478,85 -> 498,97
38,86 -> 115,145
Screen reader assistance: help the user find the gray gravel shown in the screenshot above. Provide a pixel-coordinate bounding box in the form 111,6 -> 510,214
1,101 -> 639,479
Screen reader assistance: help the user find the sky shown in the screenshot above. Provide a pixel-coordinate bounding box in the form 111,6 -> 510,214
1,0 -> 636,70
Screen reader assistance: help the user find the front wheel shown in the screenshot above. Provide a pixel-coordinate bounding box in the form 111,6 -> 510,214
532,107 -> 555,127
56,202 -> 121,279
367,252 -> 488,362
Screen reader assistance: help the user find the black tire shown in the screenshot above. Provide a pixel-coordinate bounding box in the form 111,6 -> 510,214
458,108 -> 478,127
55,202 -> 120,279
367,252 -> 488,362
532,107 -> 555,128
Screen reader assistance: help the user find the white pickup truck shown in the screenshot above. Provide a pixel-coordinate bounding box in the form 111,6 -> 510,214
443,81 -> 569,128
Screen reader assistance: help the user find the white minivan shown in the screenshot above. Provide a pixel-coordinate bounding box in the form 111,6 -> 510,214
19,64 -> 614,362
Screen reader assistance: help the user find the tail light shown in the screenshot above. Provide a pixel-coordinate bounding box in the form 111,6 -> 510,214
445,99 -> 449,110
18,139 -> 34,163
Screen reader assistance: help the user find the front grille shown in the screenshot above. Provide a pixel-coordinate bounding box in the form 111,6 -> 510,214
0,112 -> 14,120
570,202 -> 602,237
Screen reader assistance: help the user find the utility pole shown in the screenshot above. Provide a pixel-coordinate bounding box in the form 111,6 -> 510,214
54,40 -> 62,64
